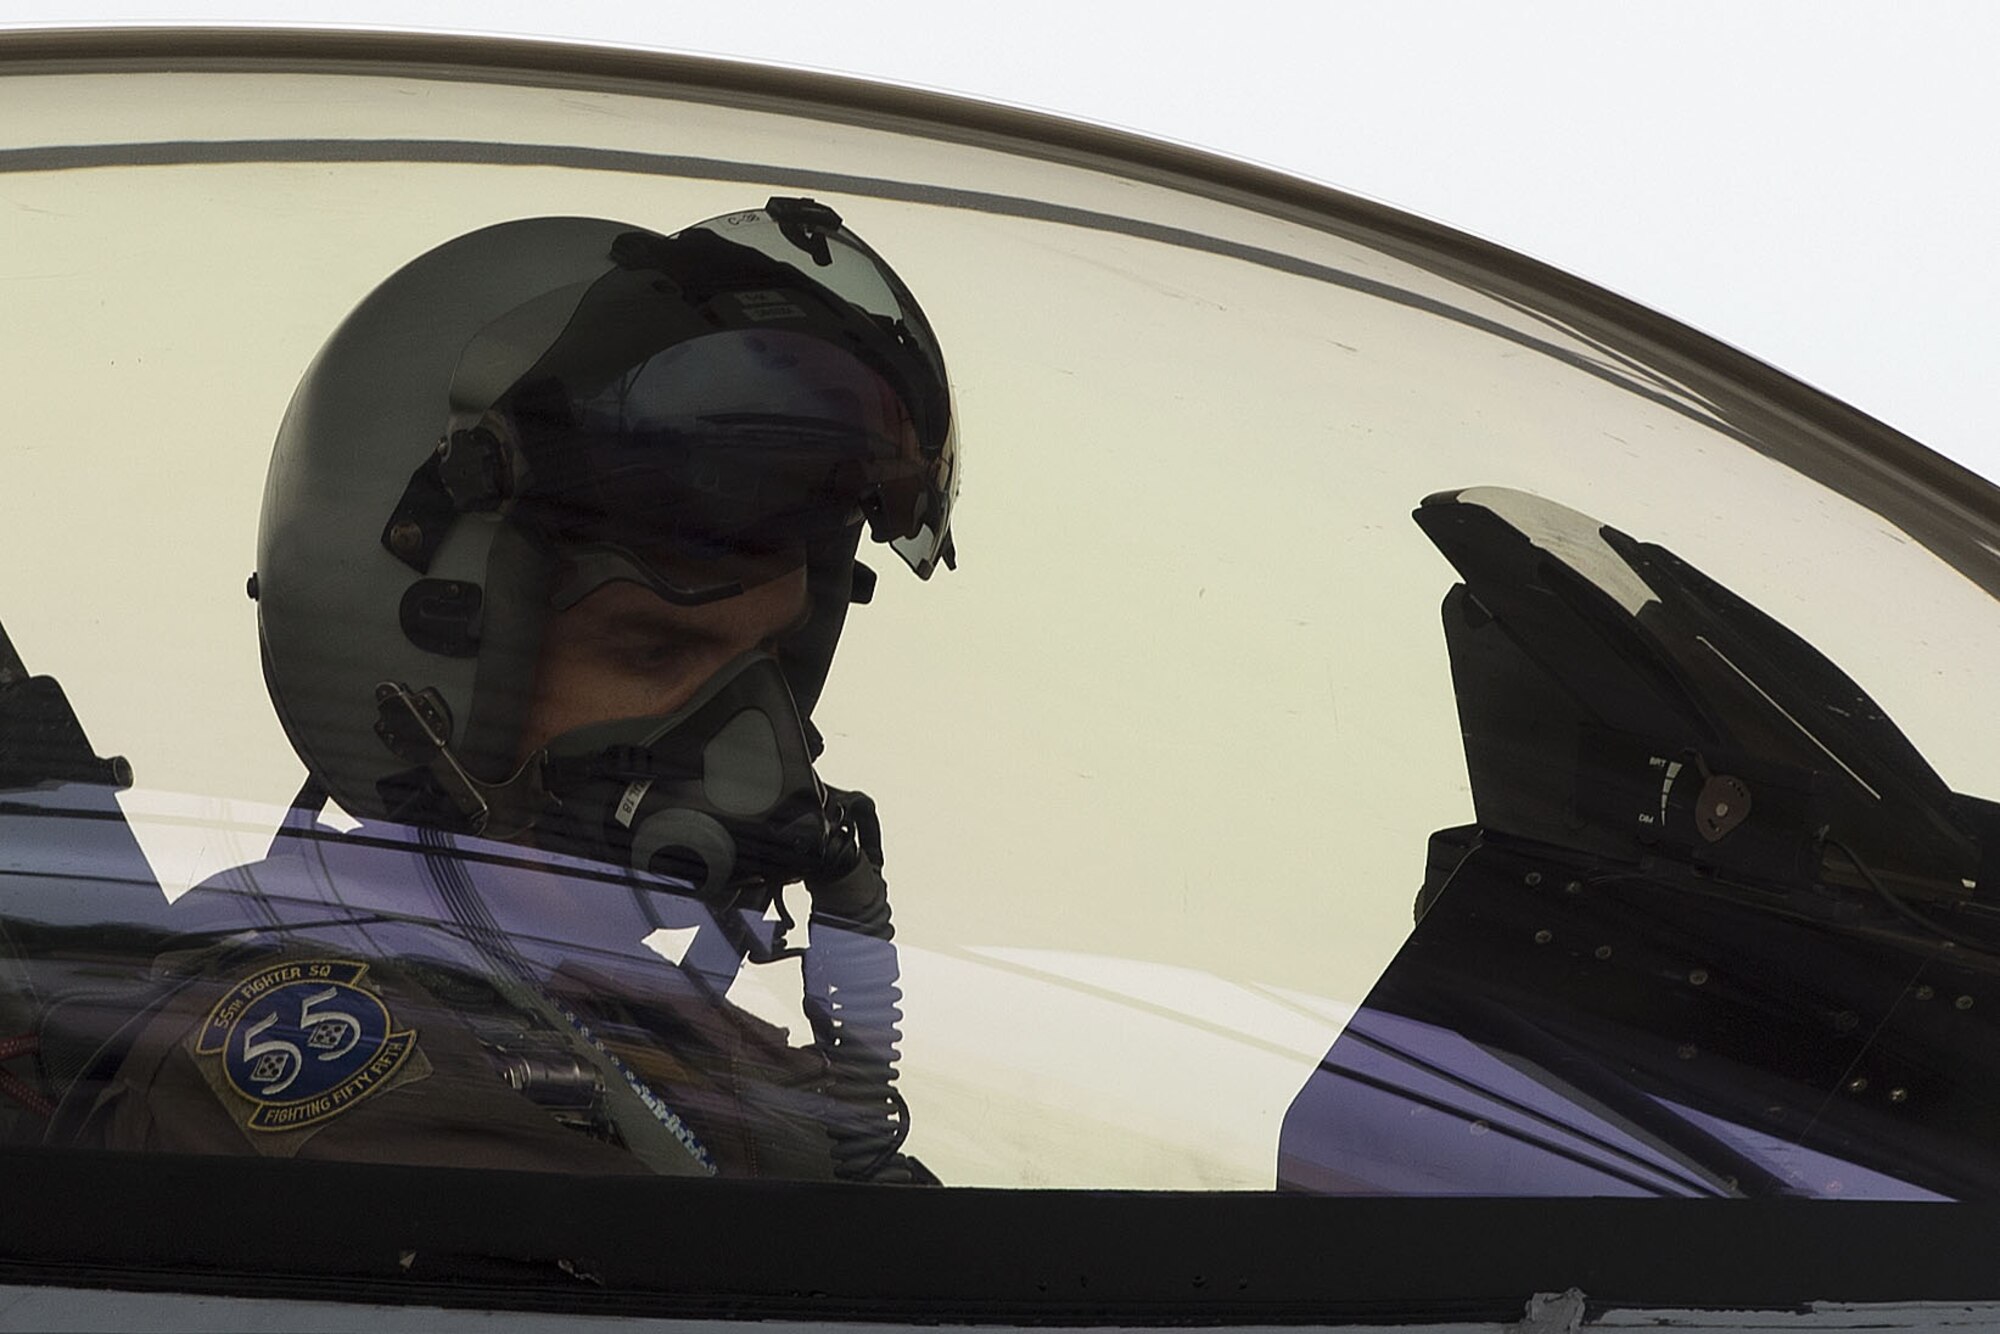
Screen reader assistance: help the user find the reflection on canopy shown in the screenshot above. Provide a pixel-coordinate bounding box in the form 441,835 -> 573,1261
4,51 -> 2000,1194
11,486 -> 2000,1194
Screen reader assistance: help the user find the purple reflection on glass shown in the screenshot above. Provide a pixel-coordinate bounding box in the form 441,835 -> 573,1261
1645,1095 -> 1949,1202
171,810 -> 754,998
1280,1007 -> 1723,1196
0,786 -> 177,930
1279,1008 -> 1947,1200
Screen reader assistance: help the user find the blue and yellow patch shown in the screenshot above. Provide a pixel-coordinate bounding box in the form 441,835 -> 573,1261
194,960 -> 418,1133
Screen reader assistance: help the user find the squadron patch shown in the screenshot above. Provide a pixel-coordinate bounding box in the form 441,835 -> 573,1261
191,960 -> 420,1133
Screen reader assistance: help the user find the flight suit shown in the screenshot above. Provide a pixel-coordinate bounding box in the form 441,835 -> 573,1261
66,939 -> 840,1179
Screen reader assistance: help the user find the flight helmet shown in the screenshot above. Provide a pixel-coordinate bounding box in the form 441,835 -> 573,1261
255,199 -> 956,888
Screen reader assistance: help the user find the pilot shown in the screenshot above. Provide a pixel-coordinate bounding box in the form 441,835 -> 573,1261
59,199 -> 957,1181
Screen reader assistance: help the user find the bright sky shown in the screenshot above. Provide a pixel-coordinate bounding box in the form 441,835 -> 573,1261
5,1 -> 1996,482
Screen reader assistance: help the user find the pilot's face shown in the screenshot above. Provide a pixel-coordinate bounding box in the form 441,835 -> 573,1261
514,565 -> 811,760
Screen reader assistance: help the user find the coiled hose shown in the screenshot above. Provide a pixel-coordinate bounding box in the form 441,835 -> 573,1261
803,790 -> 916,1183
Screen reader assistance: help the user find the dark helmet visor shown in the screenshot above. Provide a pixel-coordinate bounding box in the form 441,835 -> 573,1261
459,201 -> 957,603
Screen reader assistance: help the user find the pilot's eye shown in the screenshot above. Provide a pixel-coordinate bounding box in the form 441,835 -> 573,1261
625,636 -> 701,673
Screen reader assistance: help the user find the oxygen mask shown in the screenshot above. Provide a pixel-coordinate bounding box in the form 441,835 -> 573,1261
534,651 -> 860,901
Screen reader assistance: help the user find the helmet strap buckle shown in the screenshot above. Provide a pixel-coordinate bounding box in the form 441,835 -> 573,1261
373,681 -> 550,838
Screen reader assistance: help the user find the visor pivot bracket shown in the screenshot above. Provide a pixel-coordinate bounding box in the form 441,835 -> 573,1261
766,196 -> 842,266
766,196 -> 844,231
438,426 -> 511,510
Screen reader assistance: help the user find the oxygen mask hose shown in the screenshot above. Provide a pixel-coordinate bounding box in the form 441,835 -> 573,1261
802,787 -> 917,1182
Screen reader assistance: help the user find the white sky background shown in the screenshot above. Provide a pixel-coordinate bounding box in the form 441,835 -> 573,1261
2,0 -> 1995,480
